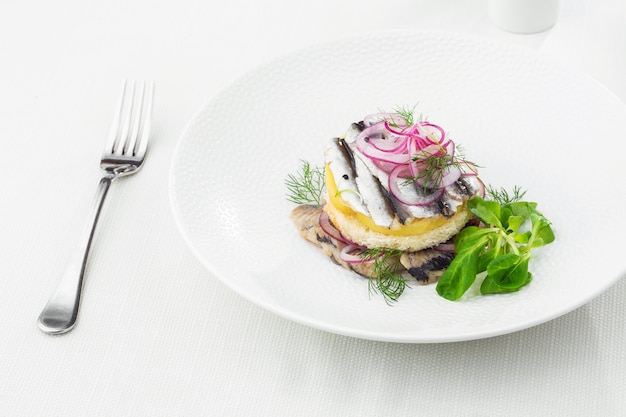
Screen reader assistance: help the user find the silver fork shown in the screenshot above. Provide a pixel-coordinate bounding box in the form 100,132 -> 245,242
37,80 -> 155,335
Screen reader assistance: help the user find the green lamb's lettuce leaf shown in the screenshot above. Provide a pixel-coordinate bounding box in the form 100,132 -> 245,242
436,190 -> 554,301
435,234 -> 489,301
468,198 -> 502,229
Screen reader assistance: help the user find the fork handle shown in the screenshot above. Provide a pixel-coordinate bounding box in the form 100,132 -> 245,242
37,175 -> 114,334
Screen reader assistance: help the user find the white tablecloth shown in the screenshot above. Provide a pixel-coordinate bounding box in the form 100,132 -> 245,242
2,0 -> 625,415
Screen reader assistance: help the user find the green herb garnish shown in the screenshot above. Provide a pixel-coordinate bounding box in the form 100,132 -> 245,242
361,248 -> 407,304
285,160 -> 325,205
393,104 -> 418,126
436,190 -> 555,301
409,145 -> 477,193
486,184 -> 526,204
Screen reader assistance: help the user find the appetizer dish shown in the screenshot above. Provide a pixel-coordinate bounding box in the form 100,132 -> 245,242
286,109 -> 554,303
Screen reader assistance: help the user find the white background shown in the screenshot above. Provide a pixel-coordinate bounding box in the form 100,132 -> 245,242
1,0 -> 625,415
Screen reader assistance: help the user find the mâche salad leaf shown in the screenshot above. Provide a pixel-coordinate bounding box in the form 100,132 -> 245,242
436,189 -> 555,301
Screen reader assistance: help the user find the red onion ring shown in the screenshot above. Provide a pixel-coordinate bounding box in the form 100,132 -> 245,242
319,211 -> 354,245
383,121 -> 413,138
339,245 -> 373,264
420,122 -> 445,141
356,133 -> 411,165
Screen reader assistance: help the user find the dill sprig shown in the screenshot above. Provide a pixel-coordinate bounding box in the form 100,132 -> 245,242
410,147 -> 476,192
487,185 -> 527,204
361,248 -> 407,304
385,104 -> 425,128
285,160 -> 325,205
394,104 -> 417,126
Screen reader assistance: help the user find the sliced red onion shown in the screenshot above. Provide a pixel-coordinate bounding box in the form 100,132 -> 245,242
383,121 -> 412,137
433,242 -> 456,253
415,144 -> 447,159
369,134 -> 408,153
319,211 -> 354,245
420,122 -> 445,142
358,122 -> 410,156
439,164 -> 463,188
356,134 -> 411,165
339,245 -> 373,264
412,135 -> 431,149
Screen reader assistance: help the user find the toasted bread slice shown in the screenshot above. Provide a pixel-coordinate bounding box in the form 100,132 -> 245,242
323,199 -> 472,252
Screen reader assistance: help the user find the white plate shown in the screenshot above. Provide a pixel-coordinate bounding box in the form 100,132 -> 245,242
169,31 -> 626,343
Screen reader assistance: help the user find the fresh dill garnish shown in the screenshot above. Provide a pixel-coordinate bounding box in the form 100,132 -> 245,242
361,247 -> 407,304
409,146 -> 477,193
393,104 -> 417,126
285,160 -> 325,205
487,185 -> 527,205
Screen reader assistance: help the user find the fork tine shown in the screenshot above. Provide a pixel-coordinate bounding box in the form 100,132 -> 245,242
114,80 -> 136,156
125,81 -> 145,156
134,81 -> 154,158
103,80 -> 129,154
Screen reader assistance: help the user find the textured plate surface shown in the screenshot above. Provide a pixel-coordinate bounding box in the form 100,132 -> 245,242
170,31 -> 626,343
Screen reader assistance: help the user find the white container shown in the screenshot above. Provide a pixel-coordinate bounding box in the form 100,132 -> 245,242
489,0 -> 560,34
